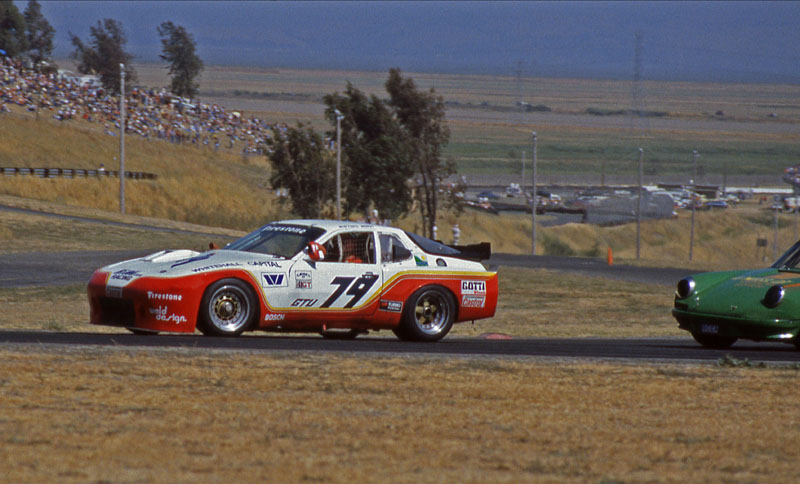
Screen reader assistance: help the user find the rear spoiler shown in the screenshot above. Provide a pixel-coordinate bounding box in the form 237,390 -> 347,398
446,242 -> 491,262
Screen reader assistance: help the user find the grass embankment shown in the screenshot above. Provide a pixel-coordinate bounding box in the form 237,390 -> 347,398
2,348 -> 799,484
0,113 -> 289,228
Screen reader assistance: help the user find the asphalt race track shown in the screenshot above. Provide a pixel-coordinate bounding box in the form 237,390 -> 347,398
1,331 -> 798,363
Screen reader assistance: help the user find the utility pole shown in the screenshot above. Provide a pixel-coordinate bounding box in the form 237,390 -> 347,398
689,150 -> 698,261
531,132 -> 537,255
636,148 -> 644,260
335,109 -> 343,220
119,63 -> 126,214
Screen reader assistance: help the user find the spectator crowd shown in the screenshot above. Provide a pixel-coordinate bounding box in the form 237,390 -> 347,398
1,56 -> 281,154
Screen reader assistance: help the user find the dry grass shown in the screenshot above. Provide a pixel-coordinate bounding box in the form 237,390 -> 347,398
1,347 -> 799,484
0,114 -> 289,229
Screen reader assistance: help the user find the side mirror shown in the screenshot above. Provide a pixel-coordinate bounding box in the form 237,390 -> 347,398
306,241 -> 326,262
392,245 -> 412,261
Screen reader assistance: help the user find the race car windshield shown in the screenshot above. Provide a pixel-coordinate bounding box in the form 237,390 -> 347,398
772,240 -> 800,270
225,224 -> 326,258
404,231 -> 461,256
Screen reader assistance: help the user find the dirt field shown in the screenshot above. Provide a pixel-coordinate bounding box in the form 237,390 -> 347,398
2,346 -> 799,484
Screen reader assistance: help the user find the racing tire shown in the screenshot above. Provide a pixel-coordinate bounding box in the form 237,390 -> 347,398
691,332 -> 737,349
399,286 -> 455,342
198,279 -> 257,337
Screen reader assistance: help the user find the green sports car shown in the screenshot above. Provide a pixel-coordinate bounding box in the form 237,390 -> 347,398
673,241 -> 800,350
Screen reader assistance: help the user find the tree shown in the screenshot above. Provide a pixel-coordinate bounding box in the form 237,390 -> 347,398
23,0 -> 53,68
0,0 -> 27,57
157,21 -> 203,98
70,19 -> 137,94
267,123 -> 336,218
323,82 -> 413,221
385,68 -> 454,239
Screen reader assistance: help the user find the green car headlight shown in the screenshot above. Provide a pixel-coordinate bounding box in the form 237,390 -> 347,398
676,277 -> 695,299
763,284 -> 785,308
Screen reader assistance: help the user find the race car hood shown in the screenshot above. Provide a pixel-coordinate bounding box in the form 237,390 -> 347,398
682,267 -> 800,321
99,249 -> 288,285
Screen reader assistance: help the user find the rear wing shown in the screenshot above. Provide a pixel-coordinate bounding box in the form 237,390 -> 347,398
446,242 -> 491,262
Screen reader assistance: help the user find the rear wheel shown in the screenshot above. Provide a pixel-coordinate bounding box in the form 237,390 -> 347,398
691,332 -> 737,349
198,279 -> 257,337
398,286 -> 455,342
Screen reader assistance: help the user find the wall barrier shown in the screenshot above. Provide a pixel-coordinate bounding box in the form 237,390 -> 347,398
0,167 -> 157,180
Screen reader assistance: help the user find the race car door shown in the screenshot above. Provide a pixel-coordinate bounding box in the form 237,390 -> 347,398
293,230 -> 382,316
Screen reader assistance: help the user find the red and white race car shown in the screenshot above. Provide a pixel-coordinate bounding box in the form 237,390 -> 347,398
88,220 -> 498,341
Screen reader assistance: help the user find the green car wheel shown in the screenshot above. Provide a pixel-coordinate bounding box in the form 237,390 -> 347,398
691,332 -> 737,349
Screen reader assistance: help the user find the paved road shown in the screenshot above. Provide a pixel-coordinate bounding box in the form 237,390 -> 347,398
0,250 -> 691,288
1,331 -> 797,363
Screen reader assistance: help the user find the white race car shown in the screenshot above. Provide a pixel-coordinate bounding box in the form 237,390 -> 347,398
88,220 -> 498,341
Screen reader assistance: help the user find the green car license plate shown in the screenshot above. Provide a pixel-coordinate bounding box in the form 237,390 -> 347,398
701,323 -> 719,334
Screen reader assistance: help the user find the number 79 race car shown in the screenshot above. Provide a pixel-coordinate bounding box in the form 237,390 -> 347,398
88,220 -> 498,341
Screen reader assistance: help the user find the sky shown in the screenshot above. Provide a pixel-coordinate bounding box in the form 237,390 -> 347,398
23,1 -> 800,84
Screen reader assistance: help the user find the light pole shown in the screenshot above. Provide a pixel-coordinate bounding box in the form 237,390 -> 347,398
689,150 -> 698,261
531,131 -> 537,255
636,147 -> 644,260
119,63 -> 126,214
335,109 -> 343,220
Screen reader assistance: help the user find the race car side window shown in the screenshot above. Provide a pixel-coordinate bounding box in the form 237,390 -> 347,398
323,231 -> 376,264
380,234 -> 412,263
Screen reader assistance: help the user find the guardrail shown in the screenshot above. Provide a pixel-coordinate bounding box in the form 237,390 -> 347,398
1,167 -> 157,180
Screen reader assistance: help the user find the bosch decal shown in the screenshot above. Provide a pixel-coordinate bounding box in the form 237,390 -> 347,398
261,273 -> 288,287
461,280 -> 487,295
264,313 -> 286,321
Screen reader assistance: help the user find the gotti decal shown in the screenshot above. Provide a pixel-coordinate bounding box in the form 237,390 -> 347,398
461,280 -> 486,295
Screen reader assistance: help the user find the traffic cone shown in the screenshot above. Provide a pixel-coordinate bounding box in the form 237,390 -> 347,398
607,246 -> 613,266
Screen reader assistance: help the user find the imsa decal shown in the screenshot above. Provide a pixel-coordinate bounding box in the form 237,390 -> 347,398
261,273 -> 288,287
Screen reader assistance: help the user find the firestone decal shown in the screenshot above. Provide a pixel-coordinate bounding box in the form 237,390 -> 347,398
147,291 -> 183,301
461,280 -> 487,295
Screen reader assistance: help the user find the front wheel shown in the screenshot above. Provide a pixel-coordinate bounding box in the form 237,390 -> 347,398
197,279 -> 257,337
691,332 -> 737,349
398,286 -> 455,342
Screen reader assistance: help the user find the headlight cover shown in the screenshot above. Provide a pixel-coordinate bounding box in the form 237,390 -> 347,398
676,277 -> 696,299
763,284 -> 785,308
